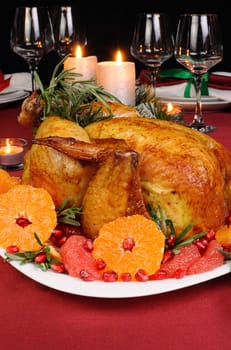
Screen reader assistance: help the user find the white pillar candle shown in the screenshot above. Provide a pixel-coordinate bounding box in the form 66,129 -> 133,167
64,54 -> 98,81
96,55 -> 136,106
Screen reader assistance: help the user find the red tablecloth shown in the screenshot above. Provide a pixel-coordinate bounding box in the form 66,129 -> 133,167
0,103 -> 231,350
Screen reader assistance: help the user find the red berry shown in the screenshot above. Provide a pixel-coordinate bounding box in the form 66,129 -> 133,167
150,270 -> 168,280
83,238 -> 93,252
79,270 -> 95,281
205,229 -> 215,241
95,258 -> 106,270
103,270 -> 118,282
135,269 -> 149,282
6,245 -> 19,253
50,262 -> 65,273
120,272 -> 132,281
174,268 -> 186,279
56,236 -> 68,247
122,237 -> 135,252
166,234 -> 177,247
162,249 -> 174,263
16,217 -> 31,228
34,252 -> 47,264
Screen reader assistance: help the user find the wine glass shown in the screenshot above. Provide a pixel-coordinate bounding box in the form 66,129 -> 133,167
130,12 -> 174,96
174,13 -> 223,133
52,6 -> 87,58
10,6 -> 55,92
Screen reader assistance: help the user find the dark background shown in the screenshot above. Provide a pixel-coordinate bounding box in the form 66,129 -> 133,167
1,0 -> 230,86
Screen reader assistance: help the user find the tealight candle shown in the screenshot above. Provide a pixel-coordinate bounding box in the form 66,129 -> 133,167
64,46 -> 98,81
0,138 -> 28,168
166,103 -> 182,116
96,51 -> 136,106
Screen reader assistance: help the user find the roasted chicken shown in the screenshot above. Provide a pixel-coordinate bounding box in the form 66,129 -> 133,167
21,100 -> 231,239
33,136 -> 150,238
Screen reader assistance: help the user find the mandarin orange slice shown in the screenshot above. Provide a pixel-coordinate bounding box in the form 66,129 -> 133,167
0,184 -> 57,251
215,225 -> 231,248
92,214 -> 165,281
0,169 -> 21,194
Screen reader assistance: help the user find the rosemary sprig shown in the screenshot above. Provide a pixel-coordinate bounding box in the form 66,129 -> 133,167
4,233 -> 60,271
148,204 -> 207,254
56,197 -> 82,226
34,56 -> 120,126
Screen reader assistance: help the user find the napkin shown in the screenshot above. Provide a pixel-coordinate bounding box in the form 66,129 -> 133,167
138,69 -> 231,102
1,72 -> 32,93
0,70 -> 11,92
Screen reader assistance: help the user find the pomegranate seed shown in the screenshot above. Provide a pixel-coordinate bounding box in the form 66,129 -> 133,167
50,262 -> 65,273
34,252 -> 47,264
122,237 -> 135,252
205,229 -> 215,241
95,258 -> 106,270
49,235 -> 57,245
83,238 -> 93,252
166,234 -> 177,247
103,270 -> 118,282
56,223 -> 83,237
6,245 -> 19,253
193,240 -> 207,254
150,270 -> 168,280
56,236 -> 67,247
16,217 -> 31,228
120,272 -> 132,282
135,269 -> 149,282
174,268 -> 186,279
51,229 -> 64,240
79,270 -> 95,281
162,249 -> 174,263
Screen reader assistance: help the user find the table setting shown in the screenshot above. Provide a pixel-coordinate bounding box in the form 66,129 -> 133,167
0,6 -> 231,350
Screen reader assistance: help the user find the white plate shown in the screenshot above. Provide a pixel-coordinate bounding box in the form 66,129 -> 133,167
0,90 -> 29,104
0,247 -> 230,298
159,96 -> 231,112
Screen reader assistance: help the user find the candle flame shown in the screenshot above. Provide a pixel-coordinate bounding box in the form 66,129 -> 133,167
116,50 -> 122,64
167,103 -> 173,113
5,138 -> 12,153
75,45 -> 82,58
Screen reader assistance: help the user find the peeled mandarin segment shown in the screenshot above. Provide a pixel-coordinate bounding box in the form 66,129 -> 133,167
0,169 -> 21,194
0,184 -> 57,251
92,214 -> 165,281
215,225 -> 231,248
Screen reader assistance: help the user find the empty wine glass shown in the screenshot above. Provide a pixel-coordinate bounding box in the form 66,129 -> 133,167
174,13 -> 223,133
52,5 -> 87,58
130,12 -> 174,96
10,6 -> 55,92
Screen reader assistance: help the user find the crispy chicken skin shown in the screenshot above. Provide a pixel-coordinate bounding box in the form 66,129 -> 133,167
34,136 -> 150,238
85,117 -> 231,236
22,116 -> 95,207
22,104 -> 231,238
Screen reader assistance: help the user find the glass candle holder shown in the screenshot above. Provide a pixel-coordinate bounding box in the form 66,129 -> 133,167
0,138 -> 28,169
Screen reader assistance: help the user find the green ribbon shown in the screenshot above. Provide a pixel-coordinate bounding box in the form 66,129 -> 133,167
158,68 -> 209,98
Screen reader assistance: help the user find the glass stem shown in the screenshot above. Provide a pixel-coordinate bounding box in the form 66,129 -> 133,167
192,74 -> 205,126
149,67 -> 159,97
29,63 -> 38,92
